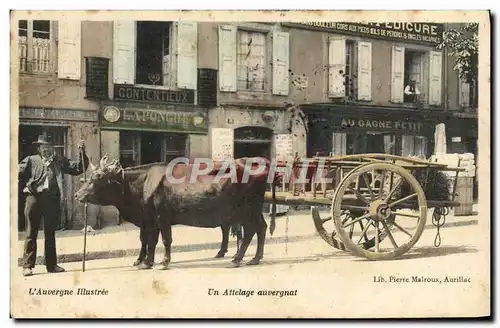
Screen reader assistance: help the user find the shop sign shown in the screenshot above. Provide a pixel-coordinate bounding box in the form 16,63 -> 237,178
290,22 -> 444,46
114,84 -> 195,104
100,104 -> 208,134
20,107 -> 98,122
340,118 -> 423,133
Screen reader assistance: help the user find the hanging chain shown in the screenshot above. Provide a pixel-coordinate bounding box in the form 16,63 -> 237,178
432,207 -> 449,247
285,213 -> 289,255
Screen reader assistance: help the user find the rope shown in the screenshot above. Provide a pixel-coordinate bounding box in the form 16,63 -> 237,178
432,207 -> 449,247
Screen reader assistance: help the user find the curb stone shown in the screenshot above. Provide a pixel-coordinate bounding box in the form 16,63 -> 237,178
16,219 -> 478,267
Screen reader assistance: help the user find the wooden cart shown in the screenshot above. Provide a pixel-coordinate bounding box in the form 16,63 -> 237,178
264,153 -> 465,260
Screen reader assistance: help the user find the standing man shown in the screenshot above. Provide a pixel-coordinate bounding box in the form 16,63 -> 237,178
19,134 -> 89,277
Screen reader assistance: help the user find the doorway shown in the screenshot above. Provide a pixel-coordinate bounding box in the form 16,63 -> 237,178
234,142 -> 271,159
233,126 -> 273,160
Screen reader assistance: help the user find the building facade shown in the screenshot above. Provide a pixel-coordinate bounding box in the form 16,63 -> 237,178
17,20 -> 102,230
16,19 -> 478,229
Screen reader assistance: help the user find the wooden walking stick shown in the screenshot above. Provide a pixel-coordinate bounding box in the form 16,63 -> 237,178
80,140 -> 88,272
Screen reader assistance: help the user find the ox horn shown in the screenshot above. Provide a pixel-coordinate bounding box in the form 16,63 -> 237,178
100,154 -> 109,168
89,162 -> 97,171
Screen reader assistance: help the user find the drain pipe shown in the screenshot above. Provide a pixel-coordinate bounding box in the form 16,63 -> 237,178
443,26 -> 449,112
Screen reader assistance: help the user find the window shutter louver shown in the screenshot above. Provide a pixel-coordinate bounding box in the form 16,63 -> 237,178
390,46 -> 405,103
357,41 -> 372,101
218,25 -> 237,92
176,22 -> 198,90
328,37 -> 346,98
272,31 -> 290,96
57,21 -> 82,80
113,20 -> 136,85
428,50 -> 443,106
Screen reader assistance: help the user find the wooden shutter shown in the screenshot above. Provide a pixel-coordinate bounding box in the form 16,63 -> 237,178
459,74 -> 470,107
57,21 -> 82,80
218,25 -> 237,92
176,22 -> 198,90
390,46 -> 405,103
332,133 -> 346,156
328,37 -> 345,98
357,41 -> 372,101
272,31 -> 290,96
428,51 -> 443,106
113,21 -> 136,84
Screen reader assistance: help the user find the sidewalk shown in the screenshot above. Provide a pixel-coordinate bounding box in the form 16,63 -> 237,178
16,205 -> 480,267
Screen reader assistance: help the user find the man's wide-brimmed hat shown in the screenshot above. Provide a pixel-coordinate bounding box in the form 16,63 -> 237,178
32,134 -> 53,146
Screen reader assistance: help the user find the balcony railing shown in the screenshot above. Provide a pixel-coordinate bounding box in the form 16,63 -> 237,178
18,36 -> 52,74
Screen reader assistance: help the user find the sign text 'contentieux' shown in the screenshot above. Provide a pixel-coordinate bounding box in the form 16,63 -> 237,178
114,85 -> 195,104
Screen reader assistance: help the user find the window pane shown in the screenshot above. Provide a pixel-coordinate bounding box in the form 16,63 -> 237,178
120,131 -> 137,151
33,31 -> 50,39
165,134 -> 186,152
33,20 -> 50,32
120,153 -> 136,168
18,20 -> 27,37
237,30 -> 266,91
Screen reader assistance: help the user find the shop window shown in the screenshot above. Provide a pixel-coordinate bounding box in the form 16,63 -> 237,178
119,131 -> 140,168
346,133 -> 396,155
402,135 -> 428,159
237,29 -> 266,91
403,50 -> 426,104
119,131 -> 187,167
18,20 -> 52,74
135,21 -> 173,86
163,133 -> 187,163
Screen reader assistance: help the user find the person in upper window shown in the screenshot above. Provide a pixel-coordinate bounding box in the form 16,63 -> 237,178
404,80 -> 421,103
18,134 -> 89,277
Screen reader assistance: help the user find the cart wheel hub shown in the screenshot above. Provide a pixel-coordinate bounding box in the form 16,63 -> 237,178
369,200 -> 392,221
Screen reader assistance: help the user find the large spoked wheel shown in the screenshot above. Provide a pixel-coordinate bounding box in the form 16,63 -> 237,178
312,206 -> 394,251
332,162 -> 427,260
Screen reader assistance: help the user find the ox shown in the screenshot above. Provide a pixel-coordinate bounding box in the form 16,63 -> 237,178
75,156 -> 276,270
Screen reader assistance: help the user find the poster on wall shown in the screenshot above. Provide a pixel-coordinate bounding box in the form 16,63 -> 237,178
274,134 -> 294,163
211,128 -> 234,162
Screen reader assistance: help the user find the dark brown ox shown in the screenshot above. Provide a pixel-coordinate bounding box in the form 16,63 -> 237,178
75,156 -> 275,269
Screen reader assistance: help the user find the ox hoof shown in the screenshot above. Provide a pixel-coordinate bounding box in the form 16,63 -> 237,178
214,251 -> 226,258
231,258 -> 243,267
137,262 -> 153,270
246,258 -> 260,266
133,260 -> 143,266
157,263 -> 169,270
